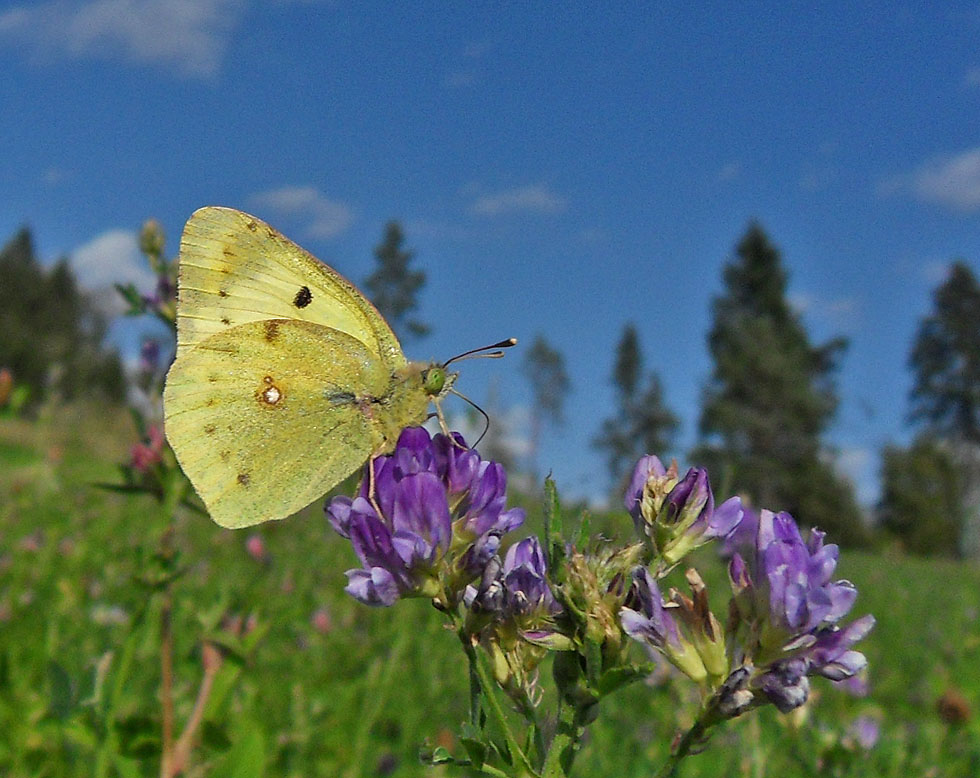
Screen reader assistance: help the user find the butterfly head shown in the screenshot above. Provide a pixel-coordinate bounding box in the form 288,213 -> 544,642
421,364 -> 457,399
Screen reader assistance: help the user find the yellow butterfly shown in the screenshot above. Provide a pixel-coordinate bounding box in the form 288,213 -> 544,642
163,206 -> 511,529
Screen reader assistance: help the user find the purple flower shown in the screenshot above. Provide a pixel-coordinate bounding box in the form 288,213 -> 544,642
500,537 -> 558,616
327,428 -> 525,607
620,567 -> 709,683
727,509 -> 874,712
847,715 -> 880,750
624,455 -> 743,565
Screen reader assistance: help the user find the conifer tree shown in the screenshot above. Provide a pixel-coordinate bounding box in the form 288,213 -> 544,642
0,227 -> 126,407
696,223 -> 866,544
880,260 -> 980,556
365,221 -> 429,340
594,323 -> 678,490
521,335 -> 571,477
909,261 -> 980,444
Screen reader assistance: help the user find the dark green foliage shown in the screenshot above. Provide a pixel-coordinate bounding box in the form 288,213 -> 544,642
878,438 -> 967,557
0,227 -> 126,409
594,323 -> 679,489
365,221 -> 429,340
696,223 -> 867,545
887,261 -> 980,557
522,335 -> 571,475
909,261 -> 980,444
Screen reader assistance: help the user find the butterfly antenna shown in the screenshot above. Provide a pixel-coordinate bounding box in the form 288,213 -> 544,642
449,388 -> 492,447
443,338 -> 518,367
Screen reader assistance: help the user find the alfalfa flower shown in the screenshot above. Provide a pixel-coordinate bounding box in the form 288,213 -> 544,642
624,455 -> 743,567
726,509 -> 875,713
620,567 -> 710,684
326,428 -> 525,608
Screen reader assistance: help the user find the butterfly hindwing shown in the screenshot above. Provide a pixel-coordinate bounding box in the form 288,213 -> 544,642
175,206 -> 405,373
164,319 -> 392,528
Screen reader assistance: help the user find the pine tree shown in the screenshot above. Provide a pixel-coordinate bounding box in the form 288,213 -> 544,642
881,260 -> 980,557
0,227 -> 126,408
365,221 -> 429,340
521,335 -> 571,477
909,261 -> 980,444
696,223 -> 867,544
594,323 -> 678,491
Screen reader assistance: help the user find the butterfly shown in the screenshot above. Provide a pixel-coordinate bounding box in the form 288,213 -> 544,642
163,206 -> 512,529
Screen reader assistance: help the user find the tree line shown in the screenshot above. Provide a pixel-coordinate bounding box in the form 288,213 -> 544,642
2,218 -> 977,556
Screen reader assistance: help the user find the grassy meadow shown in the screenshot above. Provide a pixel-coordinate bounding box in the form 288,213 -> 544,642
2,405 -> 980,777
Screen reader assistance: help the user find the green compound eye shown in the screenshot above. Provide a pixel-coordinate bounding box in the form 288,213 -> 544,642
422,366 -> 446,396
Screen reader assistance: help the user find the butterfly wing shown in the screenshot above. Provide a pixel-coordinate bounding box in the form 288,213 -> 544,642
175,206 -> 405,371
164,319 -> 392,528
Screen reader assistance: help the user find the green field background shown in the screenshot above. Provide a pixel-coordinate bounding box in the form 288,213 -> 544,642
2,407 -> 979,777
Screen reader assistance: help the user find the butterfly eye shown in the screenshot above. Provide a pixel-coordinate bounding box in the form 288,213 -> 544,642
422,366 -> 446,396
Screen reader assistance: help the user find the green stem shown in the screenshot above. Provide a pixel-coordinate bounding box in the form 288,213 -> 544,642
539,698 -> 577,778
652,719 -> 709,778
461,634 -> 537,778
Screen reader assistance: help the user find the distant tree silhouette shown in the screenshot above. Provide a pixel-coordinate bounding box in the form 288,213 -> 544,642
0,227 -> 126,408
522,335 -> 571,478
365,221 -> 429,341
694,223 -> 867,545
594,323 -> 678,492
881,260 -> 980,557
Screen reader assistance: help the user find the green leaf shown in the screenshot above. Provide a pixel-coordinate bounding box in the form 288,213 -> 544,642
201,720 -> 233,752
211,721 -> 266,778
47,661 -> 74,720
114,714 -> 160,759
543,477 -> 565,572
460,736 -> 487,767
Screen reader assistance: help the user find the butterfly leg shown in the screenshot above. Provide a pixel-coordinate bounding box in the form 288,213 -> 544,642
367,455 -> 384,517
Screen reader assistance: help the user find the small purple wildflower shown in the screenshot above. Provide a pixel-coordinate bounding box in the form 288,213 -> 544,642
467,536 -> 559,621
624,455 -> 743,566
620,567 -> 710,683
727,509 -> 874,712
327,428 -> 525,607
847,715 -> 880,750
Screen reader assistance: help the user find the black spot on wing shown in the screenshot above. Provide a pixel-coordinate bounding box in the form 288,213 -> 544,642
237,472 -> 250,486
264,320 -> 280,341
294,285 -> 313,308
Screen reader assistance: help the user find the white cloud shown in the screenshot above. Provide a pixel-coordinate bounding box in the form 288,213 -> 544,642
470,185 -> 567,216
41,166 -> 68,186
965,67 -> 980,88
249,185 -> 354,239
790,291 -> 860,331
0,0 -> 245,78
70,228 -> 155,315
883,146 -> 980,213
717,161 -> 741,182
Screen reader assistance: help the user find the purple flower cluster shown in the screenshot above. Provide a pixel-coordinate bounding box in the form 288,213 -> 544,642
466,536 -> 559,624
624,455 -> 743,566
327,428 -> 525,607
727,509 -> 875,712
621,567 -> 713,683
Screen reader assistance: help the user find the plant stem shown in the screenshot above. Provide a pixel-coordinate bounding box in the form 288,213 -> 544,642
159,535 -> 175,778
459,628 -> 537,778
652,719 -> 709,778
168,642 -> 222,775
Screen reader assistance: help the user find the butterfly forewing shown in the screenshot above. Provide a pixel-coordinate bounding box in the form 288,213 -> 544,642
176,206 -> 405,372
164,319 -> 391,528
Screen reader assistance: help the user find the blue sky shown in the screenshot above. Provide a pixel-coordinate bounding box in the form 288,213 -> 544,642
2,1 -> 979,508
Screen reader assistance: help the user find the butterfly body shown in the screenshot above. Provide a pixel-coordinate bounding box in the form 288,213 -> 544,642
163,207 -> 450,528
